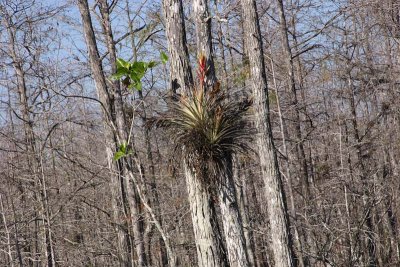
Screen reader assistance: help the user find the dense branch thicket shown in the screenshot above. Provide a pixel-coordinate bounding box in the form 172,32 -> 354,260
1,0 -> 400,266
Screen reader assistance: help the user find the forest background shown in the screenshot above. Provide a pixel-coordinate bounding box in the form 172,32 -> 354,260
1,0 -> 400,266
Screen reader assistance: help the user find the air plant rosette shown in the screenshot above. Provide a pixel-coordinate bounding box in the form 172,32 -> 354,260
154,54 -> 253,190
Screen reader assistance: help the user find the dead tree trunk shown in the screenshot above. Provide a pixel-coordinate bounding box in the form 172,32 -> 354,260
184,162 -> 228,267
163,1 -> 228,266
192,1 -> 250,265
97,1 -> 149,265
162,0 -> 193,94
77,1 -> 134,265
275,1 -> 311,265
239,0 -> 296,266
3,14 -> 56,267
219,157 -> 250,267
124,1 -> 169,264
193,0 -> 216,87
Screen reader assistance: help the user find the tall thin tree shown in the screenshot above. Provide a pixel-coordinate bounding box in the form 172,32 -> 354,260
163,1 -> 228,266
239,0 -> 296,266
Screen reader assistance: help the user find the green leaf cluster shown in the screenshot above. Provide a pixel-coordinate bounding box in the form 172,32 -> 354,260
110,52 -> 168,91
113,142 -> 133,161
111,58 -> 156,91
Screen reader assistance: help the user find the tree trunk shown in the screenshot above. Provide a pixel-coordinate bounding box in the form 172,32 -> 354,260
347,76 -> 377,267
275,1 -> 311,265
97,1 -> 149,265
3,14 -> 56,267
162,0 -> 193,94
77,1 -> 134,265
219,157 -> 250,267
213,0 -> 228,88
239,0 -> 296,266
193,0 -> 216,87
184,162 -> 229,267
276,0 -> 310,202
163,1 -> 229,266
192,1 -> 250,265
124,1 -> 170,264
234,159 -> 257,267
269,40 -> 306,267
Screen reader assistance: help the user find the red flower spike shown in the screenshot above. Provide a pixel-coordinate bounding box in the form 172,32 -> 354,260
197,53 -> 207,89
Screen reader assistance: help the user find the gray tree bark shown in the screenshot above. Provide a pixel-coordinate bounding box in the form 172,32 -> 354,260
239,0 -> 296,266
162,0 -> 193,94
163,1 -> 228,266
275,1 -> 310,265
192,0 -> 216,87
219,158 -> 250,267
97,1 -> 148,265
77,1 -> 135,265
192,0 -> 250,265
234,159 -> 257,267
184,162 -> 228,267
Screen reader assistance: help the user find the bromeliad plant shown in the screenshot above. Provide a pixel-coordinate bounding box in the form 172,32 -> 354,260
155,54 -> 253,186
